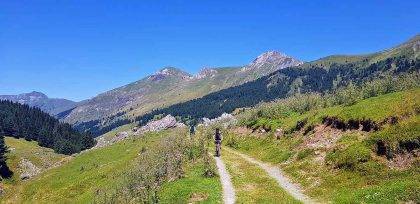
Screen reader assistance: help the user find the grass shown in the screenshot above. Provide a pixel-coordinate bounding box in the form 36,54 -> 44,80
3,129 -> 224,203
4,137 -> 66,174
368,115 -> 420,151
225,89 -> 420,203
245,88 -> 419,134
159,161 -> 222,204
222,147 -> 300,203
96,123 -> 136,141
2,137 -> 67,201
2,131 -> 166,203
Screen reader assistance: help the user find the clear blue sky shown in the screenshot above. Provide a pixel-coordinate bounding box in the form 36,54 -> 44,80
1,0 -> 419,101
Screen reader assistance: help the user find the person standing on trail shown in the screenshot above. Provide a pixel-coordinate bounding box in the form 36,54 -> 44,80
215,128 -> 222,157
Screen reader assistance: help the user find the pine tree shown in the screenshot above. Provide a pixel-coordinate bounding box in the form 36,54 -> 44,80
0,135 -> 12,179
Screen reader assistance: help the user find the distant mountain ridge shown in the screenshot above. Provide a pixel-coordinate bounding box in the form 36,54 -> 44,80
0,91 -> 77,116
60,51 -> 302,125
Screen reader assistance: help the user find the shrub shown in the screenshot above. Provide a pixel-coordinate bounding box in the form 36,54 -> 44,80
296,148 -> 315,160
326,143 -> 371,170
95,130 -> 193,203
202,152 -> 217,178
225,134 -> 239,149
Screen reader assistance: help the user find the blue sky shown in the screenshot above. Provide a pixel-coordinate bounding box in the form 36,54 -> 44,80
1,0 -> 419,101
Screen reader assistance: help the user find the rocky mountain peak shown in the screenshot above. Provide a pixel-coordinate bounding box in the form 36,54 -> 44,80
252,51 -> 288,64
243,51 -> 303,72
148,67 -> 192,81
195,68 -> 218,79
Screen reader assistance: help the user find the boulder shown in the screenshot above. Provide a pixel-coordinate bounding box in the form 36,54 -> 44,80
275,128 -> 283,139
135,115 -> 186,134
18,158 -> 41,180
202,113 -> 237,128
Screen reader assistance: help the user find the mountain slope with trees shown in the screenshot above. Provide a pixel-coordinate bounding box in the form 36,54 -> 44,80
60,52 -> 302,125
80,35 -> 419,136
0,100 -> 95,155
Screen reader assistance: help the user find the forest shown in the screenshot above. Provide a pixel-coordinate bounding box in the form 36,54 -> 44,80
0,100 -> 96,155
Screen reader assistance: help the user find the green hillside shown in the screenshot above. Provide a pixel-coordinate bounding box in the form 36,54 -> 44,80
222,88 -> 420,203
1,128 -> 221,203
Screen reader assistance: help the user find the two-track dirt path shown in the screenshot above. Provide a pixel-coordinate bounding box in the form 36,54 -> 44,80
214,156 -> 236,204
224,147 -> 316,204
214,146 -> 316,204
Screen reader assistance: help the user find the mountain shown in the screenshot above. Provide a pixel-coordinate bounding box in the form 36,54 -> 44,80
60,52 -> 302,125
95,35 -> 418,136
0,91 -> 77,116
68,35 -> 418,136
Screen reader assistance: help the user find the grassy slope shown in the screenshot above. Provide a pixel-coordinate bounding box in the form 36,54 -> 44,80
5,137 -> 66,173
2,130 -> 223,203
2,137 -> 67,201
225,89 -> 420,203
222,147 -> 300,203
95,123 -> 135,142
7,135 -> 160,203
159,162 -> 222,204
267,88 -> 419,133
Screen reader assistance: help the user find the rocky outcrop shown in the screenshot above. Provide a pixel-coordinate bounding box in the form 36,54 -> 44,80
94,131 -> 130,148
18,158 -> 41,180
135,115 -> 186,134
195,68 -> 218,79
202,113 -> 237,128
93,115 -> 186,149
148,67 -> 193,81
242,51 -> 303,72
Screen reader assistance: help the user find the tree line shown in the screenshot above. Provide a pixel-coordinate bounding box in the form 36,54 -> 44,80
0,100 -> 96,155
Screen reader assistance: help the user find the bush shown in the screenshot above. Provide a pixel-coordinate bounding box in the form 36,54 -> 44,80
326,143 -> 371,170
296,148 -> 315,160
225,134 -> 239,149
95,130 -> 193,203
202,152 -> 217,178
355,161 -> 386,176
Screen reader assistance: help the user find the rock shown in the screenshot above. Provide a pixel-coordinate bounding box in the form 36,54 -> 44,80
195,68 -> 218,79
116,131 -> 128,138
275,128 -> 283,139
202,113 -> 237,128
242,51 -> 303,72
109,131 -> 130,144
18,158 -> 41,180
134,115 -> 186,134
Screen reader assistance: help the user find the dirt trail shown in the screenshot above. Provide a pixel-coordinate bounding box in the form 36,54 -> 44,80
225,148 -> 316,204
214,156 -> 236,204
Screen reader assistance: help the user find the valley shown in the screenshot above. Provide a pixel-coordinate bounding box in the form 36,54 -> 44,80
0,33 -> 419,203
